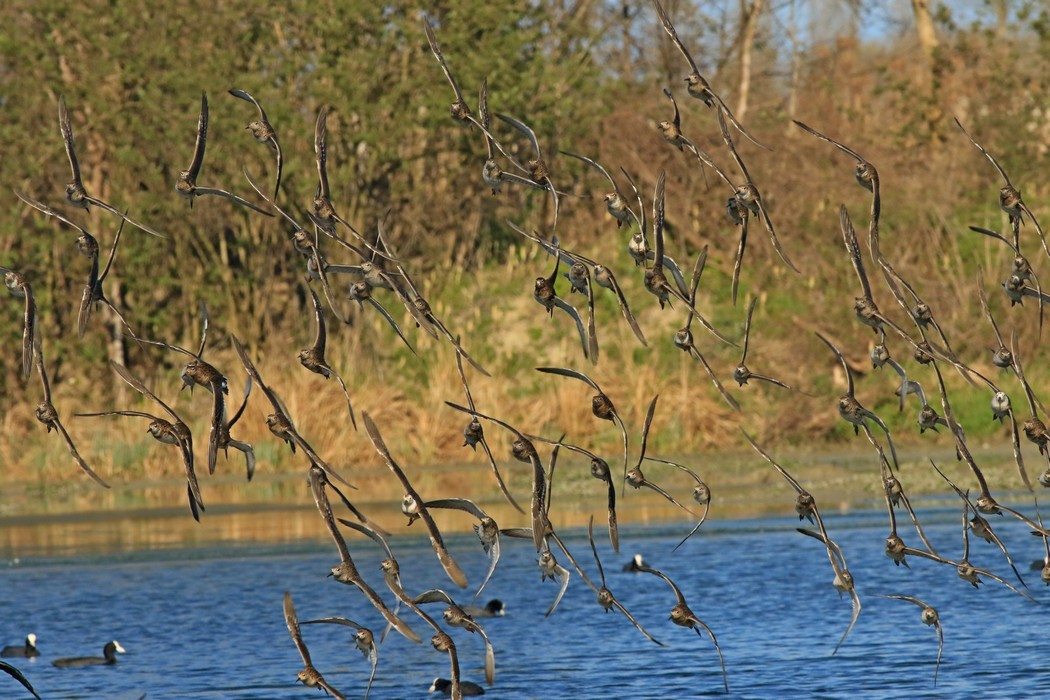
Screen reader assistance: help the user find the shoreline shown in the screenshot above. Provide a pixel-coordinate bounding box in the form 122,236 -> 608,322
2,443 -> 1036,559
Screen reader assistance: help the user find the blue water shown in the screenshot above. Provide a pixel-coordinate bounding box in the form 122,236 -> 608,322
3,510 -> 1049,699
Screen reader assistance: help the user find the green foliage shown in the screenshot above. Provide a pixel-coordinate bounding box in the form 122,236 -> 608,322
2,0 -> 1050,492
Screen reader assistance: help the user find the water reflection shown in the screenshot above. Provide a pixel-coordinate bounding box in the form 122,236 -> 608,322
0,447 -> 1027,560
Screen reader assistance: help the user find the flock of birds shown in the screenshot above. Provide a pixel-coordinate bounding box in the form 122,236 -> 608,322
4,4 -> 1050,698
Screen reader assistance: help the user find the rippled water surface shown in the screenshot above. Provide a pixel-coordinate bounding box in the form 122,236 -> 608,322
3,510 -> 1050,699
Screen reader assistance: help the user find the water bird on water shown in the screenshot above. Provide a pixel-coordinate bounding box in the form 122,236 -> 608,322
461,600 -> 504,618
52,641 -> 125,668
623,554 -> 648,572
0,634 -> 38,658
430,677 -> 484,697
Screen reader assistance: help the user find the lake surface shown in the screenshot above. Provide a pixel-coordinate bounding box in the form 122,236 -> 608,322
3,507 -> 1049,699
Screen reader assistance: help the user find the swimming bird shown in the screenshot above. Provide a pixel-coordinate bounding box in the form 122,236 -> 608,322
228,88 -> 283,199
461,600 -> 504,619
451,352 -> 520,513
623,554 -> 648,572
52,640 -> 125,668
878,595 -> 943,686
31,336 -> 108,488
638,565 -> 728,692
586,517 -> 664,646
299,287 -> 357,430
57,95 -> 163,237
0,265 -> 36,376
430,677 -> 485,697
0,634 -> 38,658
362,413 -> 468,589
175,93 -> 271,215
282,592 -> 347,699
733,298 -> 793,390
300,617 -> 377,700
653,0 -> 765,149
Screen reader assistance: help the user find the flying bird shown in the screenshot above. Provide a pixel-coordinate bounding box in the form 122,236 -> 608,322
175,93 -> 272,215
229,88 -> 283,199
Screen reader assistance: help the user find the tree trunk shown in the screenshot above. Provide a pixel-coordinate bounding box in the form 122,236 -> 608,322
784,0 -> 801,133
736,0 -> 765,124
911,0 -> 939,73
